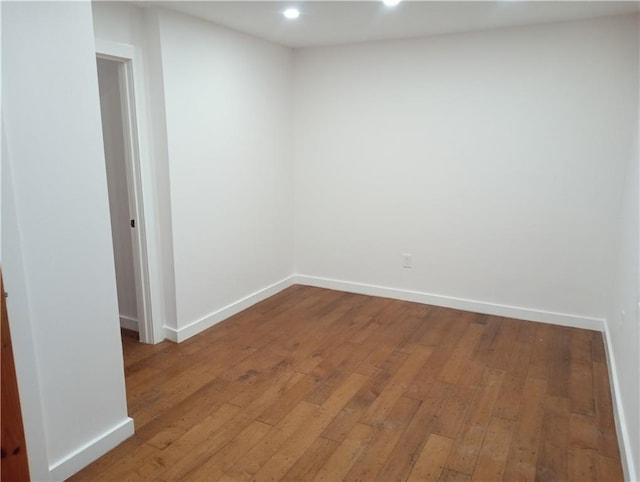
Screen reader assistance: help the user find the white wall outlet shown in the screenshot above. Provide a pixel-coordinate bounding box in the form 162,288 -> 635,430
402,253 -> 412,269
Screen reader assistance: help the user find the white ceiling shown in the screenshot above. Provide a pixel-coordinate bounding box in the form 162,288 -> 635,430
142,1 -> 639,48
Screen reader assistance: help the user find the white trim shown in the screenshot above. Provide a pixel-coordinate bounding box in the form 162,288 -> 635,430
119,315 -> 139,332
48,417 -> 134,481
165,276 -> 296,343
294,275 -> 605,331
602,322 -> 637,482
96,38 -> 164,344
95,39 -> 134,61
116,58 -> 148,342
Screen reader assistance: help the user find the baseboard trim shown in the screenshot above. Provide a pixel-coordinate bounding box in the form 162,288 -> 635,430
119,315 -> 139,332
48,417 -> 134,481
602,323 -> 637,482
164,276 -> 296,343
294,275 -> 605,332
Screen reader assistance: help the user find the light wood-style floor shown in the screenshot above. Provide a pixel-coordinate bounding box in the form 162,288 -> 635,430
70,285 -> 623,481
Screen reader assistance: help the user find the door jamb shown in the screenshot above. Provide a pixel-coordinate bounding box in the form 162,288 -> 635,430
96,39 -> 163,344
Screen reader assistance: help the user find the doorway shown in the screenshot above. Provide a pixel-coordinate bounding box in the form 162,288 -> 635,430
96,53 -> 155,343
97,58 -> 140,338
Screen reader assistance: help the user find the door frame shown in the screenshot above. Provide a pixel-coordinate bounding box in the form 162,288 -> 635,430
96,39 -> 163,344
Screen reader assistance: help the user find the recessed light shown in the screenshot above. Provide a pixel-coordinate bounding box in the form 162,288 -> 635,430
283,8 -> 300,19
383,0 -> 401,6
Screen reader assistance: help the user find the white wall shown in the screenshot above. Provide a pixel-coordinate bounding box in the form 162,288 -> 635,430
1,2 -> 132,479
157,9 -> 294,339
97,58 -> 138,324
606,45 -> 640,479
294,15 -> 638,327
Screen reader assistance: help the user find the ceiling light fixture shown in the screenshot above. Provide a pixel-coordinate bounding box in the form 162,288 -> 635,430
383,0 -> 401,6
283,8 -> 300,19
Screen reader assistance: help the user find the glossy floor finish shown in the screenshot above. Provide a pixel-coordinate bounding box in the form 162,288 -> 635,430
70,285 -> 623,481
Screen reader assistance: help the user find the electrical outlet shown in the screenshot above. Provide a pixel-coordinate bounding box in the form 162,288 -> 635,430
402,253 -> 412,269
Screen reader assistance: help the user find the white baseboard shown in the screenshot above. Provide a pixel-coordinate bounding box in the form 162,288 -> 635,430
164,276 -> 296,343
48,417 -> 134,481
119,315 -> 139,332
294,275 -> 605,332
602,323 -> 637,482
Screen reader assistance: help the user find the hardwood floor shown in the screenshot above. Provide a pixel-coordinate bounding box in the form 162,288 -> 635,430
69,285 -> 623,481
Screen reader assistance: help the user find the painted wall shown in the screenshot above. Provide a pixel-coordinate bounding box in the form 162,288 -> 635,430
606,51 -> 640,479
1,2 -> 132,479
293,15 -> 638,325
97,58 -> 138,324
157,9 -> 294,338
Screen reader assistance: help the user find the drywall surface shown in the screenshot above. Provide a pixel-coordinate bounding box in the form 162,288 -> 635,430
606,42 -> 640,478
97,58 -> 138,322
2,0 -> 130,476
293,15 -> 638,323
157,9 -> 294,332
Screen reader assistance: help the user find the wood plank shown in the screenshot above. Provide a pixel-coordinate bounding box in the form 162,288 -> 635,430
407,434 -> 454,482
305,341 -> 371,405
569,336 -> 595,416
527,323 -> 553,382
547,327 -> 571,397
311,424 -> 374,481
321,350 -> 407,443
595,453 -> 624,482
180,420 -> 273,481
492,340 -> 533,421
92,441 -> 161,482
432,384 -> 478,439
256,373 -> 316,426
445,369 -> 505,475
568,447 -> 597,482
470,416 -> 515,481
345,396 -> 422,482
361,344 -> 433,426
144,403 -> 244,481
439,468 -> 471,482
592,361 -> 620,460
225,401 -> 318,479
404,344 -> 454,400
569,412 -> 598,450
142,377 -> 238,449
502,376 -> 547,481
375,380 -> 453,481
250,372 -> 368,481
469,315 -> 501,363
590,331 -> 606,363
68,286 -> 624,482
395,304 -> 435,354
438,322 -> 484,384
486,318 -> 520,371
152,370 -> 305,480
535,396 -> 570,482
281,436 -> 339,481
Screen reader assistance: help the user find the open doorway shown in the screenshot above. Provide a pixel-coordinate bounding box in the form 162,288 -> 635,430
97,58 -> 140,338
96,53 -> 154,344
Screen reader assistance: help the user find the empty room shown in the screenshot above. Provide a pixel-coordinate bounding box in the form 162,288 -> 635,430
1,0 -> 638,481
